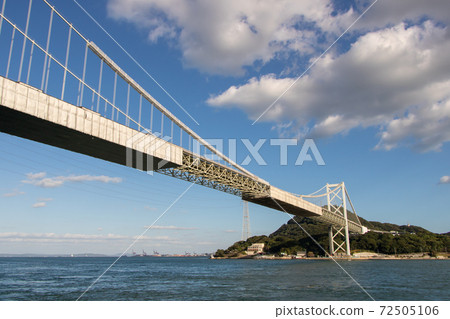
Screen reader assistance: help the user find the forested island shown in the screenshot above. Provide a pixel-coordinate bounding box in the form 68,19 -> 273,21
214,216 -> 450,259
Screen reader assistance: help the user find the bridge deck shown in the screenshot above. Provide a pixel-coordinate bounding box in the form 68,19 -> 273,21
0,76 -> 182,171
243,186 -> 322,217
0,76 -> 337,224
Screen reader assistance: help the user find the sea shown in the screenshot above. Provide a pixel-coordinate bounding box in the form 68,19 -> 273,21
0,257 -> 448,301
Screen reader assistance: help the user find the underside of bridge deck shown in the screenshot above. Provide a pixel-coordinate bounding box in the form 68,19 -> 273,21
0,104 -> 177,171
242,194 -> 320,217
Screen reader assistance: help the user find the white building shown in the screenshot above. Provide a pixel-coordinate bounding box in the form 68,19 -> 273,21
246,243 -> 265,255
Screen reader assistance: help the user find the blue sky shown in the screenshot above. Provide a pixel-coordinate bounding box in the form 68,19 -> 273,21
0,0 -> 449,255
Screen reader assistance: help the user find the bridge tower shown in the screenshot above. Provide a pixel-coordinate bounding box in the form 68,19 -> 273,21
242,200 -> 250,241
326,183 -> 351,256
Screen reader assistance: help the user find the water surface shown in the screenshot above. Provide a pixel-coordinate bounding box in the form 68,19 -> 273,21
0,257 -> 448,300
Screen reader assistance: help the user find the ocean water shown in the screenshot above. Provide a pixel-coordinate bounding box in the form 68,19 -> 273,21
0,257 -> 448,301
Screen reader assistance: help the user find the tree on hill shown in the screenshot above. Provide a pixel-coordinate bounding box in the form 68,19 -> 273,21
214,216 -> 450,257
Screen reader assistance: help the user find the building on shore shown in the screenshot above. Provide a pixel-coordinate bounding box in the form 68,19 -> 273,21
246,243 -> 265,255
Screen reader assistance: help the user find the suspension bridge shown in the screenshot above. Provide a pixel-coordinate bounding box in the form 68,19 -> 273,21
0,0 -> 368,256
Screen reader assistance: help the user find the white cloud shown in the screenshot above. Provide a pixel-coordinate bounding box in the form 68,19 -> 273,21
208,22 -> 450,151
105,1 -> 450,151
439,176 -> 450,184
0,232 -> 174,243
376,100 -> 450,152
107,0 -> 355,75
2,189 -> 25,198
27,172 -> 46,180
353,0 -> 450,30
32,202 -> 47,208
32,198 -> 52,208
106,0 -> 450,76
145,225 -> 197,230
23,172 -> 122,188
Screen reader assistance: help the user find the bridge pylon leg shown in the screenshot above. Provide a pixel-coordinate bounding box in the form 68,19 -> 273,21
342,182 -> 351,256
328,226 -> 334,255
328,225 -> 351,257
327,182 -> 351,257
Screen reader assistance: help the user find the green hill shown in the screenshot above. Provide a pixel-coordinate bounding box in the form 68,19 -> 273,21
214,216 -> 450,257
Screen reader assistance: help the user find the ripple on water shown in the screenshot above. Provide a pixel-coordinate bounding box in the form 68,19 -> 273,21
0,257 -> 448,300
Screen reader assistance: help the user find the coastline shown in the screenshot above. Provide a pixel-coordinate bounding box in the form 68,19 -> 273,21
212,253 -> 450,260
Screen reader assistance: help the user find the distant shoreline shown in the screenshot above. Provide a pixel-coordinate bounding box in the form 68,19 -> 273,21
212,253 -> 450,260
0,255 -> 209,258
212,257 -> 449,260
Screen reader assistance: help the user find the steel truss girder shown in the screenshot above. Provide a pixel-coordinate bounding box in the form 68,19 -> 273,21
312,208 -> 363,233
157,152 -> 270,197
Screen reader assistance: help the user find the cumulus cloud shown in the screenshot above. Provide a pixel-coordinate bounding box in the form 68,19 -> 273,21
376,100 -> 450,152
107,0 -> 355,75
353,0 -> 450,30
23,172 -> 122,188
439,176 -> 450,184
145,225 -> 197,231
106,0 -> 450,76
105,0 -> 450,151
208,22 -> 450,151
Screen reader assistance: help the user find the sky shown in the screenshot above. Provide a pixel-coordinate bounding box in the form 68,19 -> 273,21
0,0 -> 449,255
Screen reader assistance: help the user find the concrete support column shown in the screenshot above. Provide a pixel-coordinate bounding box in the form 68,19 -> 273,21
329,226 -> 334,256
